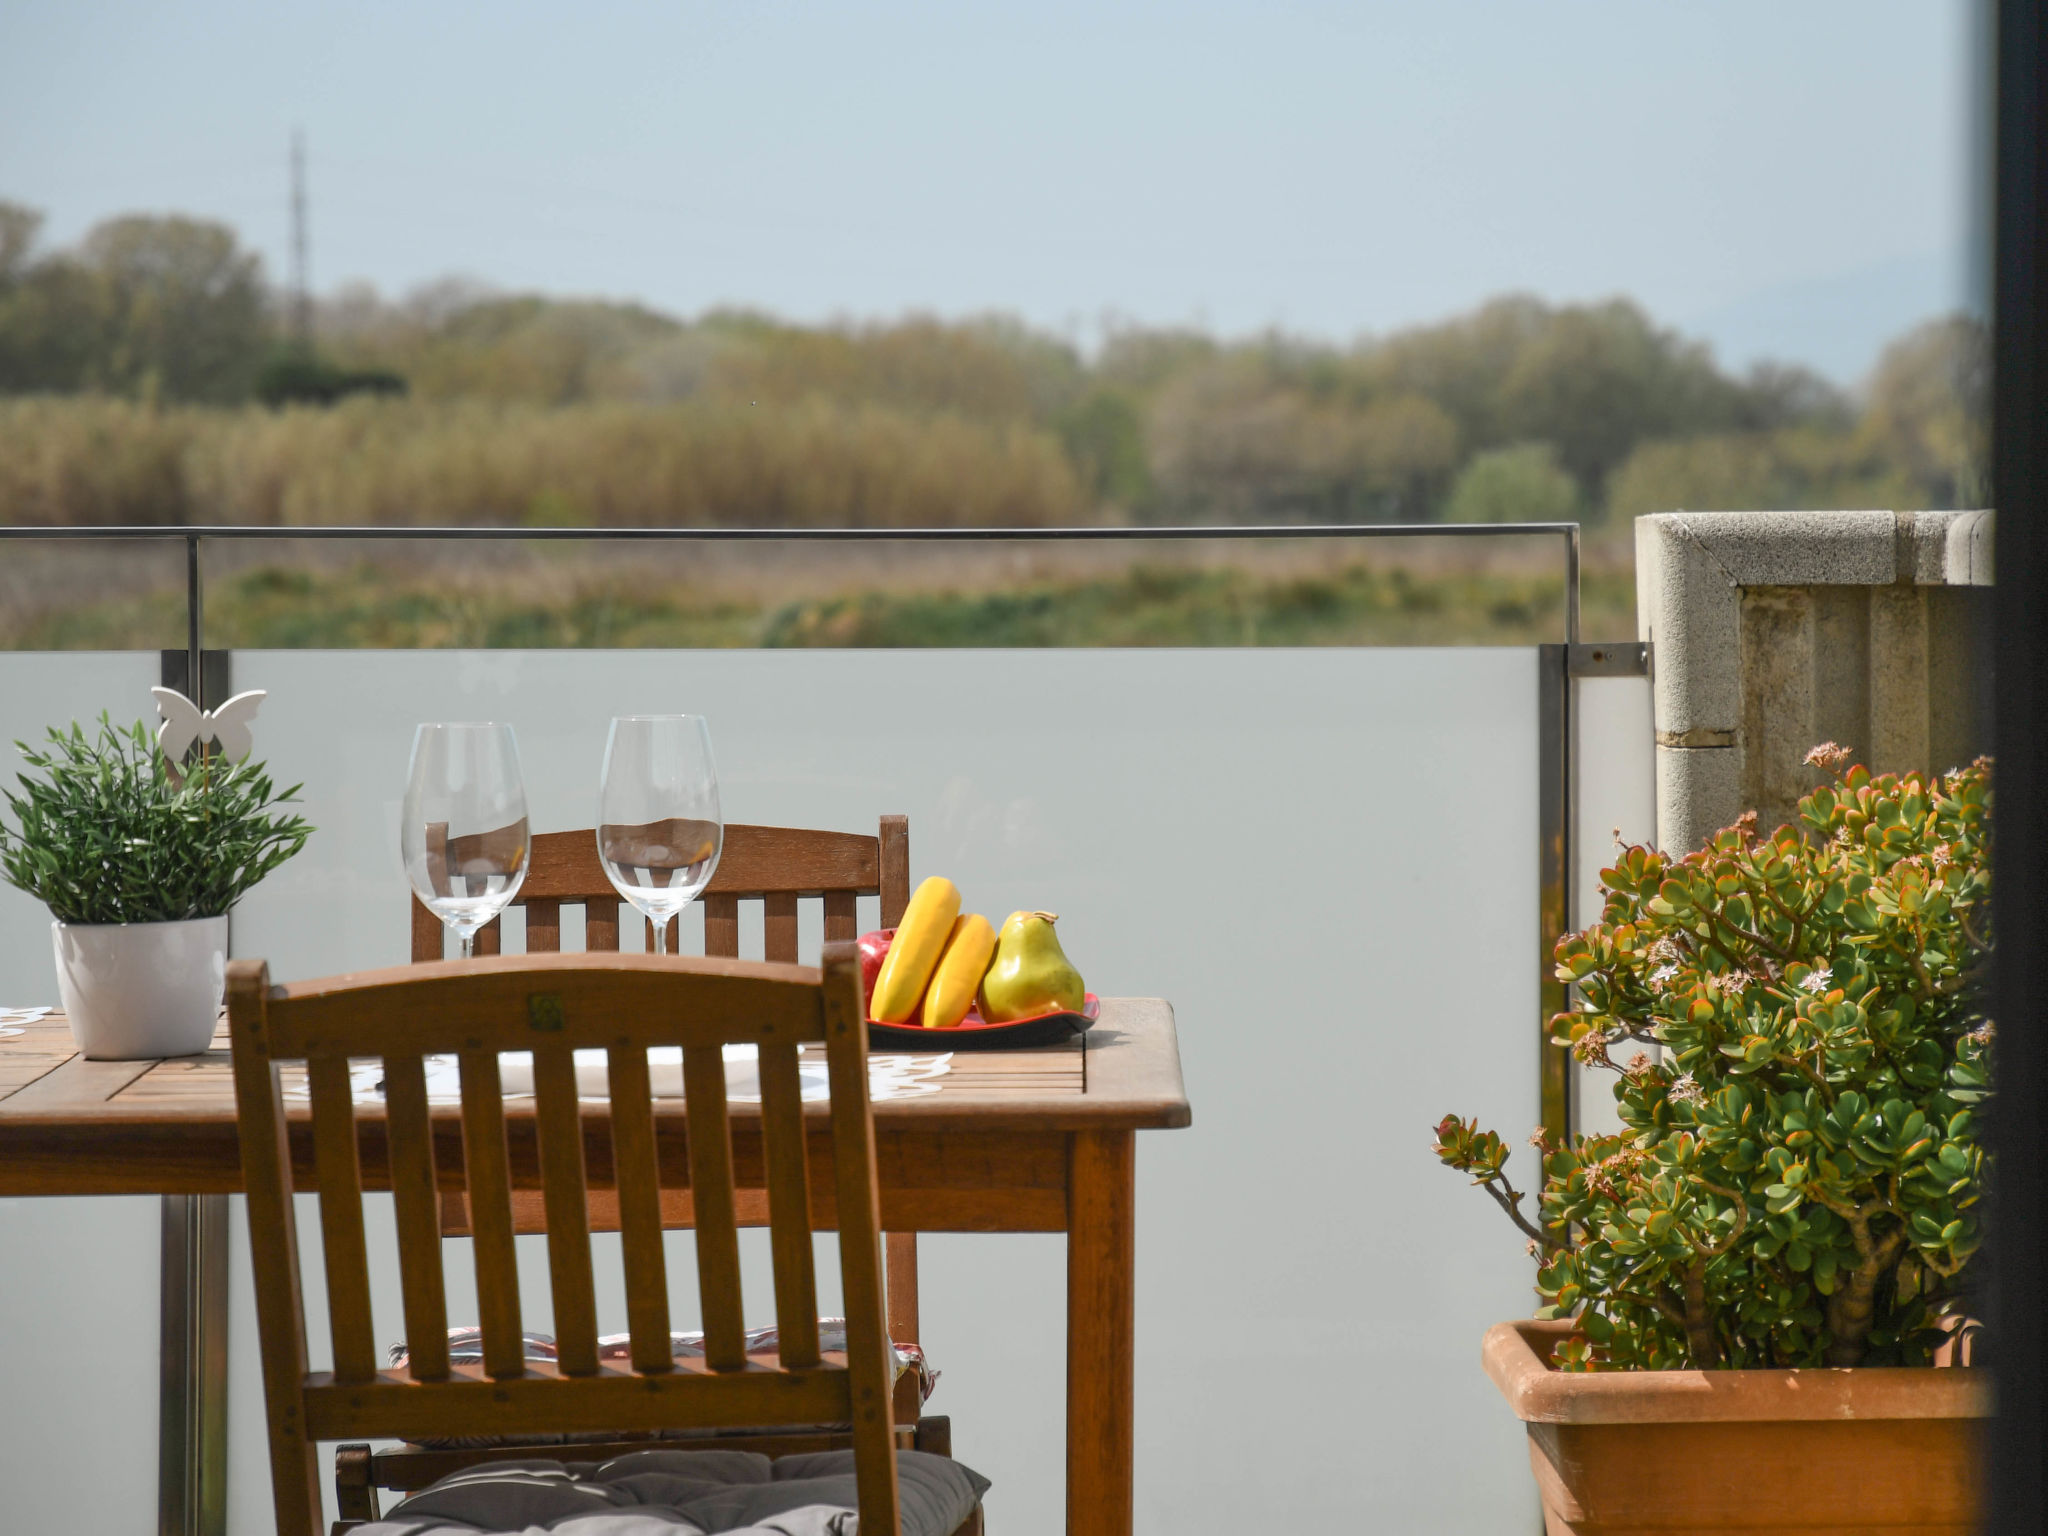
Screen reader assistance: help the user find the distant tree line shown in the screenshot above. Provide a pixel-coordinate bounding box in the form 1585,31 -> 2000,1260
0,202 -> 402,407
0,203 -> 268,402
0,198 -> 1989,529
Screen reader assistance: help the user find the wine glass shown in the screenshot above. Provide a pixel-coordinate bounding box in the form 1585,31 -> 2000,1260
597,715 -> 723,954
401,723 -> 531,961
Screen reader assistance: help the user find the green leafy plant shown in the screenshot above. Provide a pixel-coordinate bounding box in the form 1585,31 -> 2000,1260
1435,749 -> 1991,1370
0,714 -> 312,924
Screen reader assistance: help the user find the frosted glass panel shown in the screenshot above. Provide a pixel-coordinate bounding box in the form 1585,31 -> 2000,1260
223,646 -> 1542,1533
1575,675 -> 1656,1138
0,652 -> 162,1536
0,651 -> 161,999
0,646 -> 1549,1534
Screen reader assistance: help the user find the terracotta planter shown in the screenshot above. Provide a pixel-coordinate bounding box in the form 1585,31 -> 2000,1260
1483,1317 -> 1989,1536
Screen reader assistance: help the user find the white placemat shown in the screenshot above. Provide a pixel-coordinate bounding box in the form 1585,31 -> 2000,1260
286,1042 -> 952,1106
0,1006 -> 51,1039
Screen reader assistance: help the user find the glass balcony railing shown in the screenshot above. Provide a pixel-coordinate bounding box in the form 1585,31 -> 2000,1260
0,524 -> 1650,1534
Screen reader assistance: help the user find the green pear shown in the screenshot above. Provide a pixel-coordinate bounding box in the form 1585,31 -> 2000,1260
978,910 -> 1086,1022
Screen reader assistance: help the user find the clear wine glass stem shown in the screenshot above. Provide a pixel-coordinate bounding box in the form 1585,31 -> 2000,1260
460,930 -> 476,961
652,922 -> 667,956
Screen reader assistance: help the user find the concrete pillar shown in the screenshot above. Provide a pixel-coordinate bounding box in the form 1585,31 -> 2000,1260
1635,509 -> 1993,855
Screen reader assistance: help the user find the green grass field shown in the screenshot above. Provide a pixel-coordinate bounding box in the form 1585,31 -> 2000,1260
8,556 -> 1636,650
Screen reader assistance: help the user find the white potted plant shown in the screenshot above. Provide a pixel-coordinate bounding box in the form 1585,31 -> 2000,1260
0,714 -> 311,1059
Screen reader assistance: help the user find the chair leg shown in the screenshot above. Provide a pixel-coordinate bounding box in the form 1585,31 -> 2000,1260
335,1442 -> 378,1526
886,1232 -> 921,1345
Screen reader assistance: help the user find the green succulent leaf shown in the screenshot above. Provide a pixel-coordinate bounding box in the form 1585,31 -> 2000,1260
1432,755 -> 1993,1372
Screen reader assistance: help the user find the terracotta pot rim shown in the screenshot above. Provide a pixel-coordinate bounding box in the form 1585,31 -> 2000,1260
1483,1316 -> 1992,1426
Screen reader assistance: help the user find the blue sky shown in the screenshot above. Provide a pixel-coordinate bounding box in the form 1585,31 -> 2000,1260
1,1 -> 1985,384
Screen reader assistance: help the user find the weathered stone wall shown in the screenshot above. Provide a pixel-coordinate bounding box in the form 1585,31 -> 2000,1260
1635,509 -> 1993,855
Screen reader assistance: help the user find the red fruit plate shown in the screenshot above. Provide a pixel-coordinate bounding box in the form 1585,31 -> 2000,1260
868,994 -> 1100,1052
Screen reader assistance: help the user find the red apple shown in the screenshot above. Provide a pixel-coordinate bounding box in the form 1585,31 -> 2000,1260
857,928 -> 895,1014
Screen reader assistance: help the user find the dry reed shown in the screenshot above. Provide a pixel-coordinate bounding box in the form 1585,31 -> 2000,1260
0,394 -> 1089,529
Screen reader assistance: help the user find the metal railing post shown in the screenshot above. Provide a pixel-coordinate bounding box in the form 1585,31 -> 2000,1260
185,533 -> 203,709
158,1193 -> 228,1536
160,584 -> 229,1536
1537,642 -> 1572,1147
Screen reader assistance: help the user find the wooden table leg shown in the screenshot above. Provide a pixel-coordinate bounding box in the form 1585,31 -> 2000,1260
1066,1128 -> 1135,1536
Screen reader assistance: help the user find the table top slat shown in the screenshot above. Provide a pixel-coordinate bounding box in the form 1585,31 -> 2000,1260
0,1040 -> 76,1099
3,1052 -> 161,1111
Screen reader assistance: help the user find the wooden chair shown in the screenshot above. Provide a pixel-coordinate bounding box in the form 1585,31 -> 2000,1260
228,946 -> 965,1536
408,815 -> 927,1366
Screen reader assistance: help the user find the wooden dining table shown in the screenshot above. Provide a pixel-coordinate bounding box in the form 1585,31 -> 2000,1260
0,997 -> 1190,1536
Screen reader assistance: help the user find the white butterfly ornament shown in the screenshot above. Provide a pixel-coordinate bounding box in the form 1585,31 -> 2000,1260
151,687 -> 268,785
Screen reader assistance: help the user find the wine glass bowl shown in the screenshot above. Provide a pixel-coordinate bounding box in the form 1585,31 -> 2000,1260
598,716 -> 722,953
401,723 -> 531,960
598,817 -> 720,908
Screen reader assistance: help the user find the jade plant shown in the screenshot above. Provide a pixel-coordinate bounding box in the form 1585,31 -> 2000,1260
0,715 -> 311,924
1435,748 -> 1991,1370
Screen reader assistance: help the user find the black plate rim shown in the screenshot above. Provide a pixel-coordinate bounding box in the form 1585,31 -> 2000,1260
865,996 -> 1099,1052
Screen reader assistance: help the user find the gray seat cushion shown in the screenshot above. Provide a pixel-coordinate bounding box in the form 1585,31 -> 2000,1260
359,1447 -> 987,1536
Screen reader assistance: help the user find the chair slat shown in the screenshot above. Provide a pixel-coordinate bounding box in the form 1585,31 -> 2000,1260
764,892 -> 798,964
757,1039 -> 819,1368
224,964 -> 325,1535
268,963 -> 826,1061
682,1044 -> 746,1371
307,1054 -> 379,1385
606,1044 -> 672,1374
532,1043 -> 598,1376
823,889 -> 858,946
383,1053 -> 449,1381
879,815 -> 910,928
457,1049 -> 525,1381
586,895 -> 621,952
526,898 -> 561,954
703,892 -> 739,959
473,916 -> 501,957
523,824 -> 878,904
411,897 -> 443,963
820,944 -> 901,1532
424,821 -> 451,897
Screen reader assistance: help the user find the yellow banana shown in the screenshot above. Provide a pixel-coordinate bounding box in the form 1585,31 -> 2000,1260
921,913 -> 997,1029
868,875 -> 961,1022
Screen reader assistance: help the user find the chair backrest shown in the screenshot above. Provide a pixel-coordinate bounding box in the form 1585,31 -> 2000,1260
412,817 -> 912,1249
226,947 -> 901,1536
413,815 -> 911,965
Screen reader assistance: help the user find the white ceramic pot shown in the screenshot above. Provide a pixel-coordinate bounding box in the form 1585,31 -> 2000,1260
51,915 -> 229,1060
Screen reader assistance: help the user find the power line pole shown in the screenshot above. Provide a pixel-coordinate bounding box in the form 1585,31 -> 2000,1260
290,129 -> 311,352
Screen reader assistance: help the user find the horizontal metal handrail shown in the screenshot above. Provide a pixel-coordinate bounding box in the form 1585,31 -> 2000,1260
0,520 -> 1576,541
